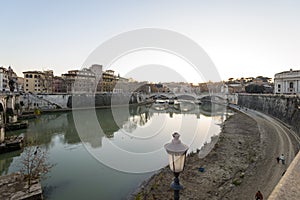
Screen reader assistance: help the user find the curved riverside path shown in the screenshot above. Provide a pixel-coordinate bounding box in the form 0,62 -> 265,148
134,106 -> 300,200
226,106 -> 300,199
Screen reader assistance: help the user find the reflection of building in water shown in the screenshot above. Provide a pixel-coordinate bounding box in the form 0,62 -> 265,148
122,117 -> 138,133
25,113 -> 71,147
0,157 -> 13,175
20,103 -> 227,151
75,106 -> 143,147
122,106 -> 152,133
0,150 -> 22,175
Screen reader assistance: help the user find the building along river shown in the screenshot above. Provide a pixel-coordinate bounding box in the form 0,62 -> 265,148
0,102 -> 230,200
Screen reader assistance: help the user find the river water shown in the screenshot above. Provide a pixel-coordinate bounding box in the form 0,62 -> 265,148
0,102 -> 230,200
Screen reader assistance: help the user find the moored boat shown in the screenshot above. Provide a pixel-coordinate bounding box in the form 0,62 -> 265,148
0,134 -> 24,154
5,121 -> 28,131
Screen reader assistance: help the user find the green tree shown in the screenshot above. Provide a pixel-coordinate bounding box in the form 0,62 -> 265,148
245,84 -> 265,93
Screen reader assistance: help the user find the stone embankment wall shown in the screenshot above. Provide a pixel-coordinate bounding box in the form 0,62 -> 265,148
68,93 -> 134,108
36,94 -> 71,108
238,94 -> 300,135
238,94 -> 300,199
34,93 -> 140,109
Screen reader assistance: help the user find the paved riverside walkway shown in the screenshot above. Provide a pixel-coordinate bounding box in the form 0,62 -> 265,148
269,150 -> 300,200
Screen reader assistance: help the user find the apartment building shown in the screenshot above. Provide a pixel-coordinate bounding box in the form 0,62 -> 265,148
23,70 -> 55,94
23,71 -> 45,93
62,68 -> 96,93
52,76 -> 67,93
99,70 -> 117,92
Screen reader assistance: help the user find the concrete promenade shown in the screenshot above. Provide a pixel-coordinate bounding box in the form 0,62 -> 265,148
269,150 -> 300,199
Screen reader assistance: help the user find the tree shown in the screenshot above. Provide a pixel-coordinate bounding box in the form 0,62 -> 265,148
20,144 -> 54,188
228,78 -> 234,83
245,84 -> 265,93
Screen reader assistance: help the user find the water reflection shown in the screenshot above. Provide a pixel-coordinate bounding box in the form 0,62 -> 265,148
74,103 -> 230,173
0,150 -> 23,175
0,102 -> 231,199
6,102 -> 227,149
1,103 -> 229,171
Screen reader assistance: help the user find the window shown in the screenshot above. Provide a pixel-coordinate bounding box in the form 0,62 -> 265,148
290,82 -> 294,92
34,75 -> 37,78
278,84 -> 281,88
26,84 -> 28,87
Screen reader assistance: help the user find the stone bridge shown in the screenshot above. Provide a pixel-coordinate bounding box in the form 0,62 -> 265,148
0,94 -> 21,115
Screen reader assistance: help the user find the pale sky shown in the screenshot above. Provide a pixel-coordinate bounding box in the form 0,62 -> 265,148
1,0 -> 300,82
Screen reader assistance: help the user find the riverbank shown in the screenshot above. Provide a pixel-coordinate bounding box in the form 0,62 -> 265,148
134,110 -> 263,199
0,172 -> 43,200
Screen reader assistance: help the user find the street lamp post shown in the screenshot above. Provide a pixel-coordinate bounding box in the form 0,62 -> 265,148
164,132 -> 189,200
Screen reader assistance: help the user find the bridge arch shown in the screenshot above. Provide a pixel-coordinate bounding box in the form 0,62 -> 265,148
0,98 -> 5,112
175,94 -> 197,100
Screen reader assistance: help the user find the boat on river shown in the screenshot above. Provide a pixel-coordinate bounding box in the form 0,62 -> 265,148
5,121 -> 28,131
0,134 -> 24,154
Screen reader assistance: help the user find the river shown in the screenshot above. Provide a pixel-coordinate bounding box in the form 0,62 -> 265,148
0,102 -> 230,200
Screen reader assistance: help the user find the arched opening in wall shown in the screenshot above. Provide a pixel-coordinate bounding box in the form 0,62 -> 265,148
0,103 -> 4,124
0,103 -> 4,112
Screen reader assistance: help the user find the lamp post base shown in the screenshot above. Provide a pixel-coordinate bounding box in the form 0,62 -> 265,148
170,172 -> 183,200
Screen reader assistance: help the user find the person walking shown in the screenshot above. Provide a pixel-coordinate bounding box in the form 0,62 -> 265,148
255,190 -> 263,200
279,154 -> 285,165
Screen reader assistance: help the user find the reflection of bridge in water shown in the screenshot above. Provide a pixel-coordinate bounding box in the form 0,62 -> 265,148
147,92 -> 228,104
149,101 -> 228,117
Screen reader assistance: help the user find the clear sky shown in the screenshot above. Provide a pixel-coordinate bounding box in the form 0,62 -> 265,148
1,0 -> 300,82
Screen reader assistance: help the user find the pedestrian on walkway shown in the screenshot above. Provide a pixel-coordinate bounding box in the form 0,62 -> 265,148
276,156 -> 280,163
255,190 -> 263,200
279,154 -> 285,165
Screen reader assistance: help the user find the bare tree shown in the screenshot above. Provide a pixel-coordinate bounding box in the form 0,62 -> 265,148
20,144 -> 54,188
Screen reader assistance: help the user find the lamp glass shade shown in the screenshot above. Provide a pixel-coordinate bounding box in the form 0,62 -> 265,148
168,153 -> 186,173
164,132 -> 189,173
